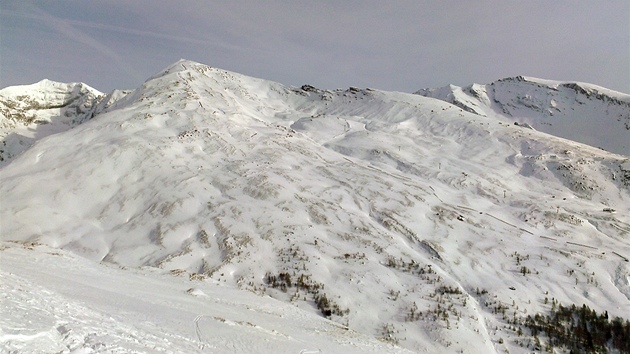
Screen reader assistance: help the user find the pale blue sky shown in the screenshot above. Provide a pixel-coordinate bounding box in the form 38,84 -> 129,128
1,1 -> 628,93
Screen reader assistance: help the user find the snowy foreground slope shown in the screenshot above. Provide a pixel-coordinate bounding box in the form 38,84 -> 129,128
1,60 -> 629,353
1,242 -> 405,353
415,76 -> 630,156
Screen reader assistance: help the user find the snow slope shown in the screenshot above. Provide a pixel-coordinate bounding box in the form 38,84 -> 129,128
1,242 -> 407,353
1,60 -> 629,353
415,76 -> 630,156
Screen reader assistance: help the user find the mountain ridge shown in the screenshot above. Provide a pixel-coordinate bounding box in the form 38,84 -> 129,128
415,75 -> 630,156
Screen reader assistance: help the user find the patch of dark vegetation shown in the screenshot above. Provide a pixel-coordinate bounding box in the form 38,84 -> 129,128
264,272 -> 348,318
436,285 -> 462,295
521,303 -> 630,353
385,255 -> 436,276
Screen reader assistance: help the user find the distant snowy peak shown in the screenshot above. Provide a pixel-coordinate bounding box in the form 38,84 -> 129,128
415,76 -> 630,156
0,79 -> 104,116
0,79 -> 133,164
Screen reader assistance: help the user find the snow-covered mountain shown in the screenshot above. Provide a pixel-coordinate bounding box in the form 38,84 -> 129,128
415,76 -> 630,156
0,79 -> 132,164
1,60 -> 629,353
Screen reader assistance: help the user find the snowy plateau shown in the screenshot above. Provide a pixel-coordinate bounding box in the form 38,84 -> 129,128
0,59 -> 629,353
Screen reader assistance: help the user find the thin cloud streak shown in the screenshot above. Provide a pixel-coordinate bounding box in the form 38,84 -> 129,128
21,4 -> 143,86
4,8 -> 244,53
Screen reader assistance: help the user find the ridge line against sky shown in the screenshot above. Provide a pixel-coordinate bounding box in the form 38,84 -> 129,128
1,1 -> 628,94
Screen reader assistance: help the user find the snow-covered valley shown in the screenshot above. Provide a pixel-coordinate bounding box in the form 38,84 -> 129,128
1,60 -> 629,353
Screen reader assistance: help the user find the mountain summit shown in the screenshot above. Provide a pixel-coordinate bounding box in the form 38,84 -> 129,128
1,60 -> 629,353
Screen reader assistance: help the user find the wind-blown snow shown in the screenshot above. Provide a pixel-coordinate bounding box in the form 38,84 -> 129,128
1,60 -> 629,353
